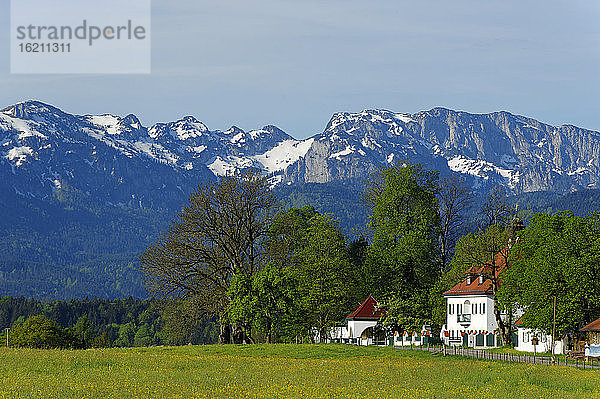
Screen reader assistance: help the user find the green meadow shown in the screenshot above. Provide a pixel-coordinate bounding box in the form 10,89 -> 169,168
0,344 -> 599,399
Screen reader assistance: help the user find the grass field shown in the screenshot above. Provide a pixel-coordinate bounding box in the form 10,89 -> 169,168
1,344 -> 599,398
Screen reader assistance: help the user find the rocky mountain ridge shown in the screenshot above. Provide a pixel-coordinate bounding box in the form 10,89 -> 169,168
2,101 -> 599,211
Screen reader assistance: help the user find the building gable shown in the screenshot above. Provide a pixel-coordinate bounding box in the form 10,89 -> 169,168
347,295 -> 385,320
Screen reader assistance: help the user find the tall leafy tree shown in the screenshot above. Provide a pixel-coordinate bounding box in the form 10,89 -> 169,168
437,175 -> 472,271
293,212 -> 355,341
500,212 -> 600,340
443,186 -> 518,345
364,163 -> 441,332
256,206 -> 356,342
228,261 -> 298,343
140,169 -> 278,344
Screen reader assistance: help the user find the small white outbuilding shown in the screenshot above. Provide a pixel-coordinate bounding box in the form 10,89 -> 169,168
330,295 -> 385,345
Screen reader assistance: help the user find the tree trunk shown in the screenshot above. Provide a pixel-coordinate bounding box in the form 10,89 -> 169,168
493,303 -> 511,346
232,325 -> 243,344
219,322 -> 231,345
231,324 -> 254,344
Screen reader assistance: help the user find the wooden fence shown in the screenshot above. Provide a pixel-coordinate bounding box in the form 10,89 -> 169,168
396,345 -> 600,370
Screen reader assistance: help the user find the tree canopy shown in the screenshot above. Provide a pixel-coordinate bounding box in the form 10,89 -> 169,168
140,169 -> 279,343
364,163 -> 441,331
500,212 -> 600,338
229,206 -> 357,343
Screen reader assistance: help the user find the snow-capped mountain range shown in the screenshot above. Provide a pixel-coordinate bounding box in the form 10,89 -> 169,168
2,100 -> 600,209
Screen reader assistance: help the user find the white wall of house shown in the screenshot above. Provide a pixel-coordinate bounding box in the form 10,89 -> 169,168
514,327 -> 564,354
444,294 -> 498,346
329,319 -> 378,340
347,319 -> 378,339
394,331 -> 429,347
330,325 -> 349,340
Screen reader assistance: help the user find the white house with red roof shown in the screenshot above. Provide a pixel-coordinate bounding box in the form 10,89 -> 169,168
330,295 -> 432,346
441,253 -> 507,347
330,295 -> 386,345
581,317 -> 600,357
441,250 -> 560,352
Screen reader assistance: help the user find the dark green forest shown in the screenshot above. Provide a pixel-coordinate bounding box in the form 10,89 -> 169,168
0,296 -> 217,348
0,178 -> 599,300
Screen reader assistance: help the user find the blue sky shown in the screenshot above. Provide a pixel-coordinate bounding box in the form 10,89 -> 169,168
1,0 -> 599,139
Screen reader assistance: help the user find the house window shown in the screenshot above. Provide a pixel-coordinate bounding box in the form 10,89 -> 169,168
473,303 -> 477,314
523,332 -> 529,342
481,303 -> 485,314
457,301 -> 471,323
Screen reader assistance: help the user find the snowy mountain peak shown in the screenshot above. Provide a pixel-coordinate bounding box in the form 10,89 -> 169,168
2,100 -> 600,199
121,114 -> 143,130
1,100 -> 64,119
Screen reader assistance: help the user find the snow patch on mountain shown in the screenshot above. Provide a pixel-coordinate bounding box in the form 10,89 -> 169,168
173,121 -> 208,140
6,146 -> 34,166
131,141 -> 179,165
330,146 -> 356,160
447,155 -> 520,187
253,138 -> 314,173
0,113 -> 46,140
87,115 -> 122,136
208,156 -> 256,176
394,113 -> 417,124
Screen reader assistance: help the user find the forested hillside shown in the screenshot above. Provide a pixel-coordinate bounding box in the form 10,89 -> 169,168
1,182 -> 599,300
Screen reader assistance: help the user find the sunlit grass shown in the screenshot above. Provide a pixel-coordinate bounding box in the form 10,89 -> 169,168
0,344 -> 598,398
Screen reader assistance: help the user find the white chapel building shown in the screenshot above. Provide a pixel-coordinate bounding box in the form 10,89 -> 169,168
441,247 -> 559,353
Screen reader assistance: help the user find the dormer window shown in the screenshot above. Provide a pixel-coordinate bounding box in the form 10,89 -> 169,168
479,275 -> 484,284
467,275 -> 472,284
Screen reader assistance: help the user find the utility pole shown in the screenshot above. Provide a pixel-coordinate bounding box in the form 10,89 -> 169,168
552,296 -> 557,362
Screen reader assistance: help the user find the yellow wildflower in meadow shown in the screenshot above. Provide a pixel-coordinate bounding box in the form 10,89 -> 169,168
0,345 -> 598,398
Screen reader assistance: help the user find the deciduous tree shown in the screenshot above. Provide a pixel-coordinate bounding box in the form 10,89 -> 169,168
437,175 -> 472,271
140,169 -> 278,344
450,224 -> 513,345
364,163 -> 441,332
500,212 -> 600,340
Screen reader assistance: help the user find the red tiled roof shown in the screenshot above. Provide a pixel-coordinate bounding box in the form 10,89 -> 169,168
514,316 -> 523,326
443,276 -> 494,296
466,252 -> 508,276
581,317 -> 600,331
347,295 -> 385,320
444,252 -> 508,297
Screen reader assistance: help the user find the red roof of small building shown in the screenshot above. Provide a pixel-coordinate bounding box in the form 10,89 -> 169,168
514,316 -> 523,326
581,317 -> 600,331
444,276 -> 494,296
347,295 -> 385,320
444,252 -> 508,297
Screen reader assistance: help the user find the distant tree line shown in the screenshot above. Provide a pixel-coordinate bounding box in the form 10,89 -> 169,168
0,296 -> 217,349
